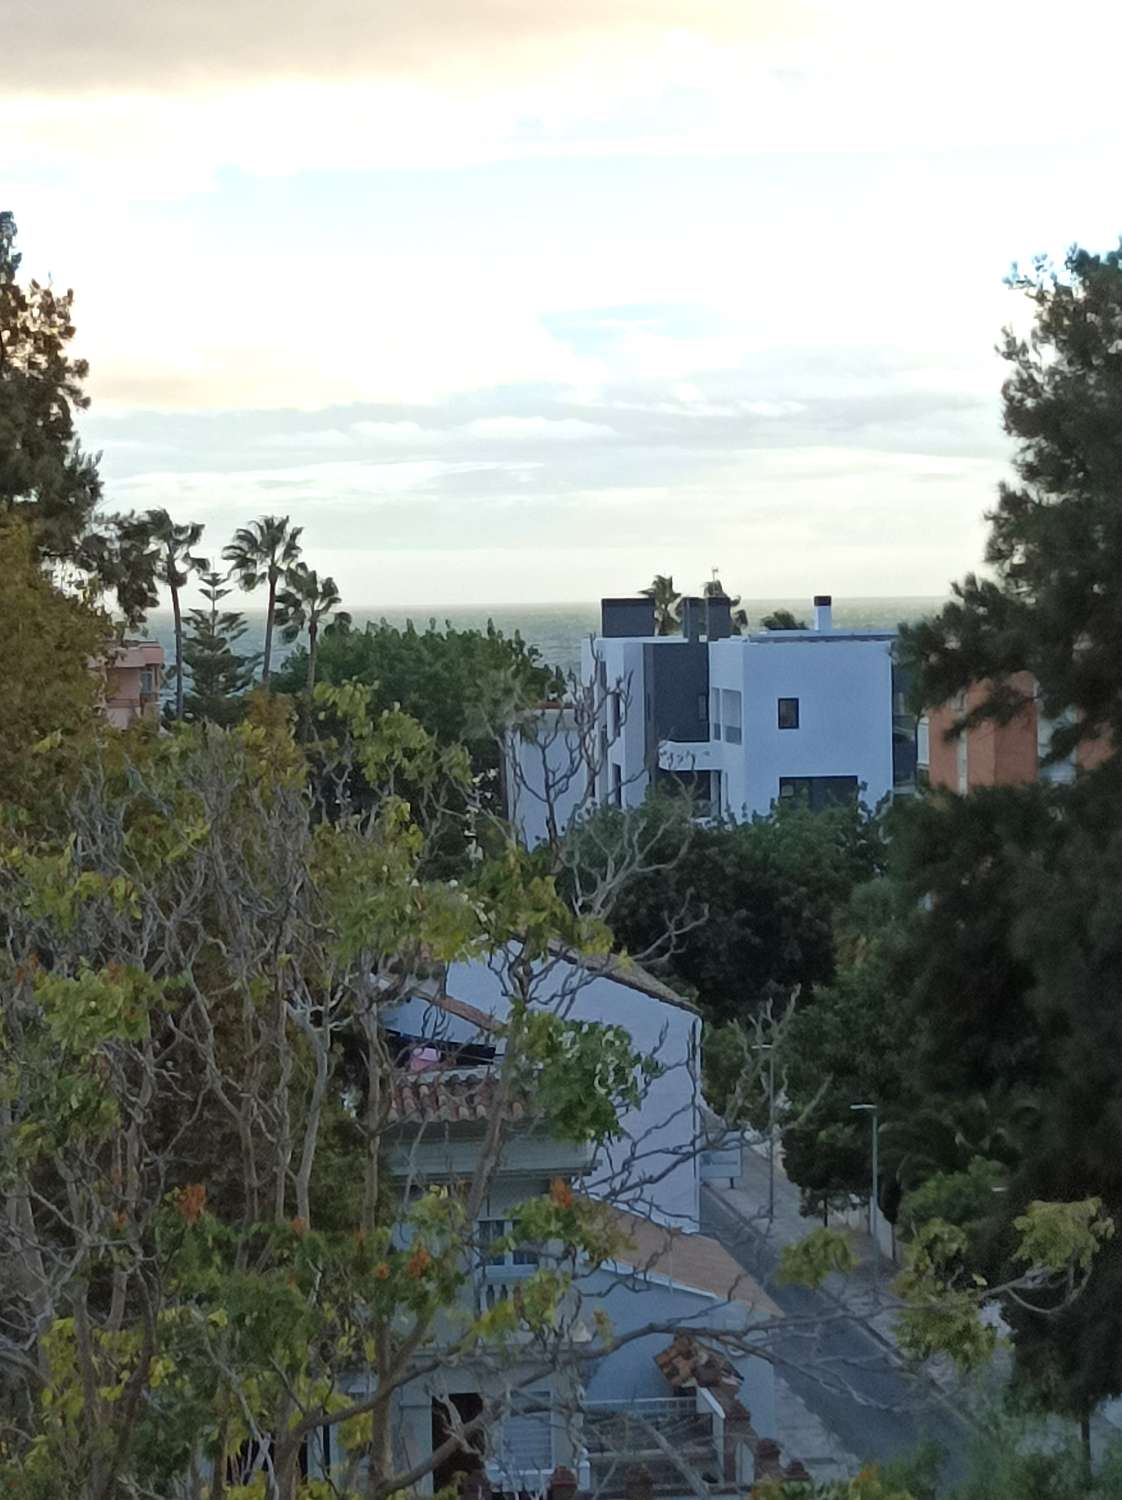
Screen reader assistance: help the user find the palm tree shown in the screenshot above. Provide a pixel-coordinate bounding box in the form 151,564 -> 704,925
705,570 -> 750,633
640,574 -> 682,636
275,564 -> 351,696
144,509 -> 208,720
761,609 -> 809,631
222,516 -> 303,685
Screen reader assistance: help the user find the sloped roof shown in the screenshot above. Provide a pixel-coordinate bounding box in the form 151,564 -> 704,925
601,1205 -> 780,1318
546,944 -> 698,1014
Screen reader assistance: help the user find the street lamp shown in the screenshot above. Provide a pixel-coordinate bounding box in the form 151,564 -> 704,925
755,1044 -> 776,1220
850,1102 -> 880,1302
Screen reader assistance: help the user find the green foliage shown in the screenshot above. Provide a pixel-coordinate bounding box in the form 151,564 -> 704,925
901,241 -> 1122,760
0,522 -> 108,808
897,1157 -> 1006,1242
776,878 -> 916,1216
639,573 -> 681,634
274,562 -> 350,695
222,514 -> 303,682
0,211 -> 102,576
1013,1199 -> 1115,1278
761,609 -> 809,630
180,570 -> 259,725
776,1226 -> 858,1288
274,613 -> 561,776
571,793 -> 884,1024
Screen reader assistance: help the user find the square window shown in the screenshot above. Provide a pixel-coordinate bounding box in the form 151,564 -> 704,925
778,697 -> 799,730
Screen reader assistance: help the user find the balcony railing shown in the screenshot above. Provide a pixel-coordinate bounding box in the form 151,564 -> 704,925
582,1392 -> 727,1494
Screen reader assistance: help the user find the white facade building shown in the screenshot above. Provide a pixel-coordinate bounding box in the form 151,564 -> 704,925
569,593 -> 906,827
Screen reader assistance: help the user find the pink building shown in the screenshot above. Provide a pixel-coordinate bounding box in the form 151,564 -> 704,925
104,640 -> 164,729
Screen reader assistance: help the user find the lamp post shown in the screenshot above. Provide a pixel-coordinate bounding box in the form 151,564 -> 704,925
755,1043 -> 776,1220
850,1102 -> 880,1301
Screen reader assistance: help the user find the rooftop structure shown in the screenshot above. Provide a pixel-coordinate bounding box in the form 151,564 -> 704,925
508,594 -> 916,843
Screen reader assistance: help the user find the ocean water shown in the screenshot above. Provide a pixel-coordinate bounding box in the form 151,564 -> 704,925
141,597 -> 947,682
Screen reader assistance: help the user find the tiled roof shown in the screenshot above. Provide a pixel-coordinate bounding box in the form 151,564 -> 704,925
600,1204 -> 781,1318
386,1069 -> 530,1126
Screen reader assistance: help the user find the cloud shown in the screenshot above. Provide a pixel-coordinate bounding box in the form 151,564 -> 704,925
460,417 -> 616,443
3,1 -> 794,95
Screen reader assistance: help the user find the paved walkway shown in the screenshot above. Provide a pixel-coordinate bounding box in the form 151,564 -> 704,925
705,1138 -> 1122,1477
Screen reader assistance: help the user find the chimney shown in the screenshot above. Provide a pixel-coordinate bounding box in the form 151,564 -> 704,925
680,597 -> 704,642
705,593 -> 732,641
813,594 -> 833,632
601,597 -> 656,638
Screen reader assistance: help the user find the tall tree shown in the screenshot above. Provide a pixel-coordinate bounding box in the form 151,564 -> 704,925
143,509 -> 208,720
223,514 -> 303,684
180,569 -> 260,726
902,242 -> 1122,760
640,573 -> 682,635
275,562 -> 351,696
0,211 -> 101,571
0,522 -> 108,808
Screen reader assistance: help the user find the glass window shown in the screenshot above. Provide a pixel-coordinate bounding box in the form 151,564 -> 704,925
722,689 -> 742,744
477,1219 -> 539,1269
778,697 -> 800,730
710,688 -> 721,739
611,763 -> 622,807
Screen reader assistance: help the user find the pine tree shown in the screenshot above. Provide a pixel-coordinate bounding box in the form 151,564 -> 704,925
180,571 -> 260,726
0,210 -> 159,623
0,210 -> 102,570
903,242 -> 1122,761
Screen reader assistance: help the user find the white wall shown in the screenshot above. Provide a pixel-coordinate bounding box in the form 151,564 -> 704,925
709,636 -> 894,818
386,957 -> 702,1232
579,1267 -> 776,1437
581,637 -> 651,809
506,710 -> 590,848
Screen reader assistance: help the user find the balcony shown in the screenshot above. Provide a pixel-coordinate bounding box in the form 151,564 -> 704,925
583,1391 -> 736,1496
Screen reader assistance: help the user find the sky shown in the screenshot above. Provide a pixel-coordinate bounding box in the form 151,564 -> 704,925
8,0 -> 1122,607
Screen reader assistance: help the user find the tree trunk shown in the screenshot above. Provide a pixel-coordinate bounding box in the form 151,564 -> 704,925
263,572 -> 276,684
171,570 -> 185,720
306,620 -> 318,697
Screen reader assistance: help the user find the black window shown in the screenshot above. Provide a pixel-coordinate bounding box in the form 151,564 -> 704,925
778,697 -> 799,730
778,775 -> 858,811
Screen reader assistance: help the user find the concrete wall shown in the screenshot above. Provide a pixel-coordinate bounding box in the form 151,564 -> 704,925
708,636 -> 894,818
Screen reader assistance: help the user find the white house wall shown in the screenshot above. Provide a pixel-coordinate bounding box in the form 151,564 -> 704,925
578,1267 -> 776,1438
507,711 -> 589,848
385,959 -> 702,1233
446,959 -> 702,1233
581,637 -> 650,809
708,636 -> 894,818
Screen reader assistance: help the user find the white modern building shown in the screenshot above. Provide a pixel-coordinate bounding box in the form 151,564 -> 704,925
509,594 -> 915,843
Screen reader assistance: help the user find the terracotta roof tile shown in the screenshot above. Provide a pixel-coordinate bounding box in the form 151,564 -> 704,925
386,1069 -> 530,1127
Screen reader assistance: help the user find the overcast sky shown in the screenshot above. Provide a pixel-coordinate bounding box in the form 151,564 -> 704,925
8,0 -> 1122,606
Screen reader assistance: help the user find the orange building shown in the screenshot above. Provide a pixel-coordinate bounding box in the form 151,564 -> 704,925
103,640 -> 164,728
922,673 -> 1111,792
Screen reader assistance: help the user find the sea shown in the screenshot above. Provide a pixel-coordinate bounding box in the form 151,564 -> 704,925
141,598 -> 947,682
